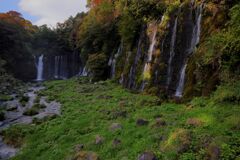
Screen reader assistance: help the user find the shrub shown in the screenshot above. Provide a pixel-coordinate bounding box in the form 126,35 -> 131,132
19,95 -> 29,106
212,81 -> 240,104
23,107 -> 39,116
87,53 -> 108,82
0,110 -> 5,121
1,124 -> 31,147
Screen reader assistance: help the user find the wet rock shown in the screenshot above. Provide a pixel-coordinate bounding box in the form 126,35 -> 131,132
136,119 -> 149,126
73,151 -> 99,160
153,118 -> 166,127
95,135 -> 104,145
75,144 -> 84,152
109,123 -> 122,132
6,103 -> 18,111
138,151 -> 158,160
0,137 -> 18,160
112,138 -> 121,148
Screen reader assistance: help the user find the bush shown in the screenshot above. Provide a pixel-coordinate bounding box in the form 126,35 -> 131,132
23,107 -> 39,116
212,81 -> 240,104
87,53 -> 108,82
0,110 -> 5,121
1,124 -> 31,147
20,95 -> 29,106
0,95 -> 13,101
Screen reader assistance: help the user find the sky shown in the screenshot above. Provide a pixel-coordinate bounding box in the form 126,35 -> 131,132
0,0 -> 87,27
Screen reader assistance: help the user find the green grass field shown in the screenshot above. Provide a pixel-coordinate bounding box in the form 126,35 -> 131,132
5,78 -> 240,160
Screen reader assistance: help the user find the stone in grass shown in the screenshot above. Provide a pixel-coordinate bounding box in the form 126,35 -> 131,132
186,118 -> 203,127
73,151 -> 99,160
153,118 -> 166,127
109,123 -> 122,132
75,144 -> 84,152
206,143 -> 221,160
112,138 -> 121,148
111,110 -> 127,119
136,119 -> 149,126
118,100 -> 127,108
95,135 -> 104,145
138,151 -> 158,160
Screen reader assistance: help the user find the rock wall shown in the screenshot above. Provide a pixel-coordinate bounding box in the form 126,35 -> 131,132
111,0 -> 226,99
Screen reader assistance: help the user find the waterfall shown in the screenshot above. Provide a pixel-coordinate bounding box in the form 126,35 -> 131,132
141,18 -> 163,91
119,73 -> 124,84
175,63 -> 187,97
80,67 -> 88,76
195,4 -> 203,45
36,54 -> 44,81
166,17 -> 178,87
128,27 -> 145,89
147,24 -> 158,62
187,4 -> 203,55
54,55 -> 68,79
110,44 -> 123,79
175,3 -> 203,97
54,56 -> 60,79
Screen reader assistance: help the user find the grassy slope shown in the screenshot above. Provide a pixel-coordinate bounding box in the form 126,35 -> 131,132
10,78 -> 240,160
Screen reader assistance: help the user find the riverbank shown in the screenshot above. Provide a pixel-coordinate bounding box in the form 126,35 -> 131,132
2,78 -> 240,160
0,83 -> 61,159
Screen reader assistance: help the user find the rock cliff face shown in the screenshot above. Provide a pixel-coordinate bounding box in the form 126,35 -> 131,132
110,0 -> 227,99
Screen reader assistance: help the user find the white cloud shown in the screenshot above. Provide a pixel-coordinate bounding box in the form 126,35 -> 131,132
19,0 -> 87,26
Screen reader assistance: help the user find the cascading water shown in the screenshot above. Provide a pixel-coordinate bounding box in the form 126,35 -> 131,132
54,55 -> 68,79
36,54 -> 44,81
147,24 -> 158,62
175,63 -> 187,97
187,4 -> 203,55
141,18 -> 163,91
80,67 -> 88,76
175,3 -> 203,97
166,17 -> 178,87
128,28 -> 145,89
110,44 -> 122,79
54,56 -> 60,79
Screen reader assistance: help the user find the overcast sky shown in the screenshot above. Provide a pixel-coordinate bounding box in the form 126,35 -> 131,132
0,0 -> 87,27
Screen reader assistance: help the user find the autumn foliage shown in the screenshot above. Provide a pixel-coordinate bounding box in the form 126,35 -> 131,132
0,11 -> 35,32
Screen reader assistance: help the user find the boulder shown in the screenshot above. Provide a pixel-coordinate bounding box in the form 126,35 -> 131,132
136,119 -> 149,126
75,144 -> 84,152
112,138 -> 121,148
138,151 -> 158,160
109,123 -> 122,132
95,135 -> 104,145
186,118 -> 203,127
111,110 -> 127,119
73,151 -> 99,160
153,118 -> 166,127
